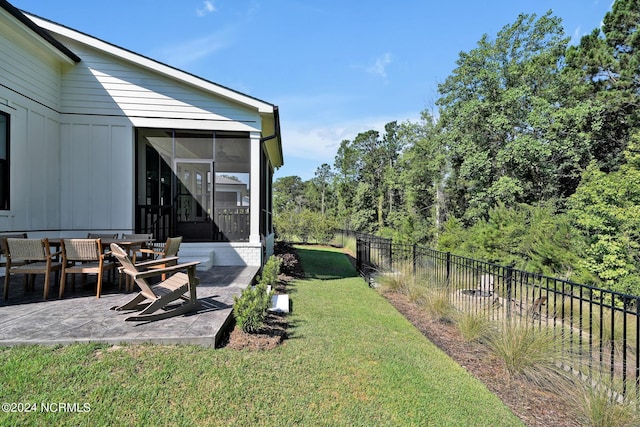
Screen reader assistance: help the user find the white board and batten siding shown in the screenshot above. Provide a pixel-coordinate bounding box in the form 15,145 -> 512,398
0,10 -> 65,233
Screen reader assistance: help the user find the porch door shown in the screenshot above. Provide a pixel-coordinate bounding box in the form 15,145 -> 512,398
175,160 -> 213,241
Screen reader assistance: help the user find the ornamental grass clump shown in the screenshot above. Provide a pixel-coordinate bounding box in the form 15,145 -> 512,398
455,311 -> 495,343
558,378 -> 639,427
487,319 -> 572,388
233,256 -> 281,333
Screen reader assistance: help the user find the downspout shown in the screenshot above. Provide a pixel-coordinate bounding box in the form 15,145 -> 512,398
259,106 -> 281,249
260,105 -> 281,146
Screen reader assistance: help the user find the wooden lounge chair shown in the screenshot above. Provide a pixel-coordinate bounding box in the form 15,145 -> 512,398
110,243 -> 200,322
60,238 -> 116,299
3,238 -> 62,300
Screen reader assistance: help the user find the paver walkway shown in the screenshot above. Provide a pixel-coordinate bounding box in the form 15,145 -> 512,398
0,266 -> 258,347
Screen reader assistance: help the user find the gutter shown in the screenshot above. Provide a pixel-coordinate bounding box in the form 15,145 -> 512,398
260,105 -> 284,168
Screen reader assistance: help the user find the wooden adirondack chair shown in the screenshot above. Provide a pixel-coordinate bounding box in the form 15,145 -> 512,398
109,243 -> 200,322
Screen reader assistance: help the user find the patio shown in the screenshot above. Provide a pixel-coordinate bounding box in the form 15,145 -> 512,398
0,265 -> 258,348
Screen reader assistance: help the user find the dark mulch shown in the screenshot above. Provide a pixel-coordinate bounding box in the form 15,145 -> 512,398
222,244 -> 577,426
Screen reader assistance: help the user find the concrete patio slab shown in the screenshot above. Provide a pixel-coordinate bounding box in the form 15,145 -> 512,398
0,266 -> 258,348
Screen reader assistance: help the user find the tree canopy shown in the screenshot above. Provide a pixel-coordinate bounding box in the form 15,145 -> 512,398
273,1 -> 640,295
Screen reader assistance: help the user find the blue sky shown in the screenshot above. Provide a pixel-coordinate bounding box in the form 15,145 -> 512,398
12,0 -> 613,181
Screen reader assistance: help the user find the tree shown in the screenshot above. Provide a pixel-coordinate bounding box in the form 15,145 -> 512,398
565,0 -> 640,172
392,111 -> 446,243
437,11 -> 595,224
273,176 -> 305,215
312,163 -> 333,216
567,136 -> 640,295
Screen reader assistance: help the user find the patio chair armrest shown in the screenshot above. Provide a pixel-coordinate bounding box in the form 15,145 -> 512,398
139,248 -> 163,256
131,261 -> 200,280
134,256 -> 180,268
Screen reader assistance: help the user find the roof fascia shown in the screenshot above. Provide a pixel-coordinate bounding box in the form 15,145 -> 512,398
26,13 -> 276,114
0,0 -> 79,64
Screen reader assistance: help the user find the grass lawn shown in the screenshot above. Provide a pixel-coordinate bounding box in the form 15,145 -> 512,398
0,245 -> 523,426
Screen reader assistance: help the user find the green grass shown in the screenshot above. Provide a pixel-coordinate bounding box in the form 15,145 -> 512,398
0,245 -> 523,426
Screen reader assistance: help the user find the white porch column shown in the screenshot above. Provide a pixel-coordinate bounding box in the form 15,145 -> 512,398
249,131 -> 261,244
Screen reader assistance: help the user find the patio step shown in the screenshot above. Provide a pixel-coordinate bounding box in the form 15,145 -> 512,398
177,246 -> 215,271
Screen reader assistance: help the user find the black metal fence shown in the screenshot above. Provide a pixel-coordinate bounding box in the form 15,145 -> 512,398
339,230 -> 640,401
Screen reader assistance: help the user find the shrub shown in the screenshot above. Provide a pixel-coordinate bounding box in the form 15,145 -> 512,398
233,256 -> 281,333
233,283 -> 272,333
276,253 -> 298,276
559,378 -> 639,427
423,286 -> 456,322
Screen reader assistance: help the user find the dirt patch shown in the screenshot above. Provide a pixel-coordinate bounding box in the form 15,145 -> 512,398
226,312 -> 288,351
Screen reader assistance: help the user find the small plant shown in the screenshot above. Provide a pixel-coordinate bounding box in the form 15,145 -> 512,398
376,270 -> 411,294
559,378 -> 639,427
233,283 -> 272,333
455,311 -> 494,343
423,286 -> 456,322
276,252 -> 298,276
487,319 -> 571,387
233,256 -> 280,333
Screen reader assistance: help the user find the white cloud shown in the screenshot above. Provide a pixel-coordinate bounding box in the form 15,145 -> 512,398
365,52 -> 392,78
153,30 -> 230,67
196,1 -> 216,17
280,116 -> 394,163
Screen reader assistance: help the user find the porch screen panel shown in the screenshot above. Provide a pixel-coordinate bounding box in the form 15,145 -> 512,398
214,134 -> 250,241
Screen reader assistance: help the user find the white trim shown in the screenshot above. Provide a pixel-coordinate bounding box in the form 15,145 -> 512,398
249,132 -> 261,244
129,117 -> 260,132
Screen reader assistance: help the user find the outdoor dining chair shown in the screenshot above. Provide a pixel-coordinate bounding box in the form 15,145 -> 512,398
3,238 -> 62,300
110,243 -> 199,322
60,238 -> 116,299
0,233 -> 27,269
121,233 -> 154,261
137,236 -> 182,280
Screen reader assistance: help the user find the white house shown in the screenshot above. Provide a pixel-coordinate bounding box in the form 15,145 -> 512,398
0,0 -> 283,268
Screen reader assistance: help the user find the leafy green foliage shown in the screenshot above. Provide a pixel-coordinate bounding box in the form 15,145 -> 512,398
567,141 -> 640,295
233,256 -> 280,333
438,203 -> 590,281
437,11 -> 594,223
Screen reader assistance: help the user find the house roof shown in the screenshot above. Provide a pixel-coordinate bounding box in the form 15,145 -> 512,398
0,0 -> 80,63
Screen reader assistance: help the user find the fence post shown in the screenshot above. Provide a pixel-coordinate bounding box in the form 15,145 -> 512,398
506,263 -> 514,320
413,244 -> 417,277
446,252 -> 451,288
